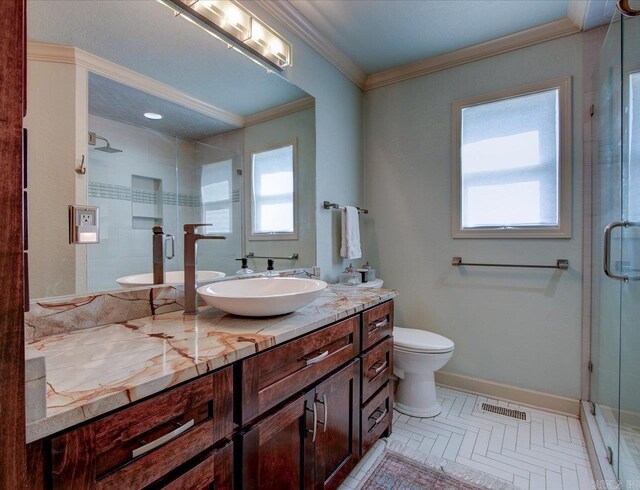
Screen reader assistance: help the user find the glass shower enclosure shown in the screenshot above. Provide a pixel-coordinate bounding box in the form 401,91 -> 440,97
590,7 -> 640,487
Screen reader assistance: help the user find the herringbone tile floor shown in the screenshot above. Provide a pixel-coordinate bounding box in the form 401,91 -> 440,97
342,386 -> 595,490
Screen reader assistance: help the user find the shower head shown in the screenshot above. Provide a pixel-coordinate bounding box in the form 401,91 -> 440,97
94,144 -> 123,153
88,132 -> 123,153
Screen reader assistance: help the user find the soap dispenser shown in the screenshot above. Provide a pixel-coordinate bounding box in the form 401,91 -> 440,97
261,259 -> 279,277
340,263 -> 361,286
362,261 -> 376,281
235,258 -> 254,275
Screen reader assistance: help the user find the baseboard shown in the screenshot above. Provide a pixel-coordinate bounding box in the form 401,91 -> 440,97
435,371 -> 580,418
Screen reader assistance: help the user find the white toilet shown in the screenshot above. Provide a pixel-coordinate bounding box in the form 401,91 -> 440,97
345,277 -> 454,417
393,327 -> 455,418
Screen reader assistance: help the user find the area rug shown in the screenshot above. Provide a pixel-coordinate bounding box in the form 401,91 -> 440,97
356,440 -> 519,490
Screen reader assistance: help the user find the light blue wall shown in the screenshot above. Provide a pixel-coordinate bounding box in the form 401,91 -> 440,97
243,107 -> 317,270
243,2 -> 365,281
363,34 -> 584,399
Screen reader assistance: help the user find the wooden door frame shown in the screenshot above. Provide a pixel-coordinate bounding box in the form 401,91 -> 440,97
0,0 -> 27,487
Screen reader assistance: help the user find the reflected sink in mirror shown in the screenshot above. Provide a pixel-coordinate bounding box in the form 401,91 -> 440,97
197,277 -> 327,317
25,0 -> 316,301
116,270 -> 225,288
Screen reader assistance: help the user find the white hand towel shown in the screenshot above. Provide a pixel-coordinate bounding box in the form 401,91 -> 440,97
340,206 -> 362,259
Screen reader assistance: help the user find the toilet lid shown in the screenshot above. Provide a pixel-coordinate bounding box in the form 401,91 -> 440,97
393,327 -> 454,353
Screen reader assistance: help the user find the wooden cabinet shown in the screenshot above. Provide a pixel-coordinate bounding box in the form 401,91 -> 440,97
29,301 -> 395,490
50,366 -> 233,490
361,381 -> 393,454
362,301 -> 393,351
361,337 -> 393,402
237,360 -> 360,490
237,395 -> 312,490
359,301 -> 394,456
149,441 -> 233,490
313,360 -> 360,490
238,316 -> 360,425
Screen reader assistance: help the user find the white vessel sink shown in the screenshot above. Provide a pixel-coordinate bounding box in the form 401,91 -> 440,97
117,270 -> 226,288
197,277 -> 328,317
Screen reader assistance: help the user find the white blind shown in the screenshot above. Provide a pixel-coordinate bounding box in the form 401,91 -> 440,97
252,145 -> 294,234
201,159 -> 232,234
460,88 -> 559,229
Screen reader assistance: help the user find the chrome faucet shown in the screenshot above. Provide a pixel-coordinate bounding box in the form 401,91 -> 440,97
183,224 -> 226,315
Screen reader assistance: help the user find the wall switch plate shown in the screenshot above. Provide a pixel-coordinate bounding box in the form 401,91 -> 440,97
69,205 -> 100,244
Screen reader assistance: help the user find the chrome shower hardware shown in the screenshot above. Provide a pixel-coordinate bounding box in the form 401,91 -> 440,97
88,132 -> 123,153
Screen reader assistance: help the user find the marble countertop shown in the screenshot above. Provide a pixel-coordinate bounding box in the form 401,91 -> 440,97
26,286 -> 396,443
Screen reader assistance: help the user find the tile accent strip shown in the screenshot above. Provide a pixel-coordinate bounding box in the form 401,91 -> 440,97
89,182 -> 241,207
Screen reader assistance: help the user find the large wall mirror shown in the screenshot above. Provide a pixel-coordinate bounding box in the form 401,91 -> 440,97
25,0 -> 316,299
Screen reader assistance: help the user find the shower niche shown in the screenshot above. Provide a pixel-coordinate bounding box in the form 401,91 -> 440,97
131,175 -> 163,230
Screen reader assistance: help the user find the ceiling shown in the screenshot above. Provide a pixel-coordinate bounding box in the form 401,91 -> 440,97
88,73 -> 240,140
291,0 -> 573,74
28,1 -> 309,117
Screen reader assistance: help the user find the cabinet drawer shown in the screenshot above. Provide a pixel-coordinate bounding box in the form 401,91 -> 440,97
239,316 -> 360,424
151,440 -> 233,490
361,337 -> 393,403
361,382 -> 392,455
51,367 -> 233,490
362,301 -> 393,351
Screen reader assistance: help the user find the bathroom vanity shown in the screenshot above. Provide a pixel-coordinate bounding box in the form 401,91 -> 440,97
25,287 -> 395,490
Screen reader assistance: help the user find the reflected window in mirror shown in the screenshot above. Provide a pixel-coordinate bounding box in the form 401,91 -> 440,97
250,140 -> 297,239
201,160 -> 233,235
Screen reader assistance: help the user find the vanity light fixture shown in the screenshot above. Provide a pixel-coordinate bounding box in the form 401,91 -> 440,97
144,112 -> 163,120
159,0 -> 292,71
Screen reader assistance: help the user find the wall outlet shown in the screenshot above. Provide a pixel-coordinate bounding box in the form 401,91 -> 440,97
80,212 -> 95,226
69,205 -> 100,244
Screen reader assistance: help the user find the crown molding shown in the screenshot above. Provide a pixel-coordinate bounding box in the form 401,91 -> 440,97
567,0 -> 590,30
255,0 -> 367,89
27,42 -> 244,127
364,18 -> 581,91
244,96 -> 315,127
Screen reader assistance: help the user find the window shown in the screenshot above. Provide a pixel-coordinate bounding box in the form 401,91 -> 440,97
201,159 -> 233,234
250,141 -> 296,239
452,77 -> 571,238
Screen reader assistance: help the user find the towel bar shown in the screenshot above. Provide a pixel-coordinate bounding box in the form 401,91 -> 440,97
452,257 -> 569,270
323,200 -> 368,214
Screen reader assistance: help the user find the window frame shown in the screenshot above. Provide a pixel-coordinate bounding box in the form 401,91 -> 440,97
451,76 -> 572,239
246,138 -> 298,241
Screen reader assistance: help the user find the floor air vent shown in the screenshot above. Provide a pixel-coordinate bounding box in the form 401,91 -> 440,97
481,403 -> 527,421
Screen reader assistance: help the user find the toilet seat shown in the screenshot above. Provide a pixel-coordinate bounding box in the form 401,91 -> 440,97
394,327 -> 454,354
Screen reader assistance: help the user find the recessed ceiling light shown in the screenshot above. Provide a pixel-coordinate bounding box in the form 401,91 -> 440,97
144,112 -> 163,120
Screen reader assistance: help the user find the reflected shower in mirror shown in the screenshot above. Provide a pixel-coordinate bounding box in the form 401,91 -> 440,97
25,0 -> 316,299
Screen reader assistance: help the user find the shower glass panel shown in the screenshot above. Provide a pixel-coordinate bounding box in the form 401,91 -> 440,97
619,12 -> 640,485
591,13 -> 623,477
591,10 -> 640,485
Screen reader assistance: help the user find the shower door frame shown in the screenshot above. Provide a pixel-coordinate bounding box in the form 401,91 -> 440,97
582,8 -> 640,489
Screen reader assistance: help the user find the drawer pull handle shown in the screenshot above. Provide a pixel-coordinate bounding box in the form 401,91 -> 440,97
370,360 -> 388,375
369,318 -> 388,329
132,419 -> 194,459
303,350 -> 329,366
369,408 -> 388,427
316,394 -> 328,432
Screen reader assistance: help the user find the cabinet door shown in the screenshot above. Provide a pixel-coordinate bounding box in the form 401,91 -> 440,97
238,395 -> 314,490
313,360 -> 361,490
